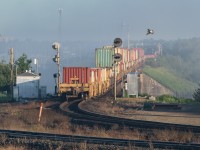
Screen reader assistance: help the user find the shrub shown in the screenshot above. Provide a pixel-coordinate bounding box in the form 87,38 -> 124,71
156,94 -> 194,103
193,85 -> 200,102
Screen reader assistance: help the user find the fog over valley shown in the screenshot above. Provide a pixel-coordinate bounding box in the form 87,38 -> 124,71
1,0 -> 200,93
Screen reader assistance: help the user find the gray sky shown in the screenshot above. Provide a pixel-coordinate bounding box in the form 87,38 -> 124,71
1,0 -> 200,41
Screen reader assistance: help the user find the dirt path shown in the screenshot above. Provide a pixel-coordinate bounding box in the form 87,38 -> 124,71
80,98 -> 200,126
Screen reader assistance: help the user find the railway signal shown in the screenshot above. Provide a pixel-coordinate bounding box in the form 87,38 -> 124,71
113,38 -> 122,101
52,55 -> 59,63
113,53 -> 122,62
52,42 -> 61,50
52,42 -> 61,95
113,38 -> 122,48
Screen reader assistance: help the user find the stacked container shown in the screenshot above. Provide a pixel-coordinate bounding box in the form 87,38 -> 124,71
129,49 -> 136,61
96,47 -> 130,68
95,47 -> 114,68
59,46 -> 145,98
137,48 -> 144,58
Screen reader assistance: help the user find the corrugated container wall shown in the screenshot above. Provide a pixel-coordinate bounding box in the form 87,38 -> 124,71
63,67 -> 91,84
101,68 -> 107,82
91,68 -> 101,83
115,48 -> 128,63
95,48 -> 114,68
132,48 -> 144,60
135,49 -> 139,60
96,47 -> 130,68
129,49 -> 136,61
137,48 -> 144,58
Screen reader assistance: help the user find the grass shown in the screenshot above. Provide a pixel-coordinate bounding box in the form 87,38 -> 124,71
143,66 -> 198,97
0,93 -> 12,102
156,94 -> 196,104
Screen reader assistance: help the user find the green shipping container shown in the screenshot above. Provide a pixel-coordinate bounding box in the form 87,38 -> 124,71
95,47 -> 115,68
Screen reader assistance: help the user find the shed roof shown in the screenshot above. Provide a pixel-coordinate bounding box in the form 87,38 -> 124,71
18,72 -> 39,77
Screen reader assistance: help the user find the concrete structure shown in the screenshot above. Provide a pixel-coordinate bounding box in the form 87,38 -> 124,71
139,73 -> 174,97
16,71 -> 40,99
39,86 -> 47,99
126,72 -> 139,98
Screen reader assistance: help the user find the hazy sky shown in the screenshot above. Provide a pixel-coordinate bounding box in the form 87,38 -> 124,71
1,0 -> 200,41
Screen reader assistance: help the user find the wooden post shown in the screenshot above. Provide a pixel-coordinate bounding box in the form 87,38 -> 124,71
38,102 -> 43,122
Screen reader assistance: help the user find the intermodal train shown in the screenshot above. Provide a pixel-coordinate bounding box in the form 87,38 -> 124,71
58,46 -> 145,99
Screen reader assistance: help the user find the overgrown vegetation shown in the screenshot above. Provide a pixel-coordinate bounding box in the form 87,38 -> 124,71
143,38 -> 200,99
193,84 -> 200,102
143,65 -> 198,98
0,54 -> 32,99
156,95 -> 194,103
0,92 -> 12,102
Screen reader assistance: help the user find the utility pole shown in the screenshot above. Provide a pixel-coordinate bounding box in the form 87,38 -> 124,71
34,58 -> 38,74
9,48 -> 14,100
158,43 -> 162,56
58,8 -> 63,42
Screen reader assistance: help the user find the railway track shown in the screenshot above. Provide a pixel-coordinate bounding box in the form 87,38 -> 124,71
1,129 -> 200,149
60,99 -> 200,133
0,98 -> 199,149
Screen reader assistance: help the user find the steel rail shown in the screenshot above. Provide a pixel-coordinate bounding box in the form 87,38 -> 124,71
60,99 -> 200,133
0,129 -> 200,149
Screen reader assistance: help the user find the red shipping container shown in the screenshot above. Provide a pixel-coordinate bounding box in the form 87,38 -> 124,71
63,67 -> 91,84
137,48 -> 144,58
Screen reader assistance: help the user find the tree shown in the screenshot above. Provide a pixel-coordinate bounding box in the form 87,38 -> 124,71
15,53 -> 32,74
0,62 -> 10,92
193,84 -> 200,102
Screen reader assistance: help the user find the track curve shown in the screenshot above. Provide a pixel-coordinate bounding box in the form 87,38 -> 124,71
60,99 -> 200,133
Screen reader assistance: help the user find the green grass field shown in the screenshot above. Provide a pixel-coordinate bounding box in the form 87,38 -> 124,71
143,66 -> 198,97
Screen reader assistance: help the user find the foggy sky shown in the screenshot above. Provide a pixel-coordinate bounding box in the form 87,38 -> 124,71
1,0 -> 200,41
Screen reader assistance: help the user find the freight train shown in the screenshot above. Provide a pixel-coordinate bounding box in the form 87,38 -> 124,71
58,46 -> 145,99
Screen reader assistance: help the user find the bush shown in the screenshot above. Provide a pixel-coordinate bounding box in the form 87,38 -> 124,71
193,86 -> 200,102
156,95 -> 177,103
156,95 -> 194,104
0,93 -> 12,102
143,102 -> 154,110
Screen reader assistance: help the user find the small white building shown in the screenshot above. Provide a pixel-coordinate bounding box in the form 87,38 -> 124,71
16,71 -> 40,99
127,72 -> 139,98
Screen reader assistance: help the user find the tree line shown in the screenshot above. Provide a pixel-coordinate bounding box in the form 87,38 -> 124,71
144,38 -> 200,101
0,54 -> 32,94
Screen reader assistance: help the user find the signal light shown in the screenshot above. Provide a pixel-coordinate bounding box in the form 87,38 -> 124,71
52,55 -> 60,63
113,38 -> 122,48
